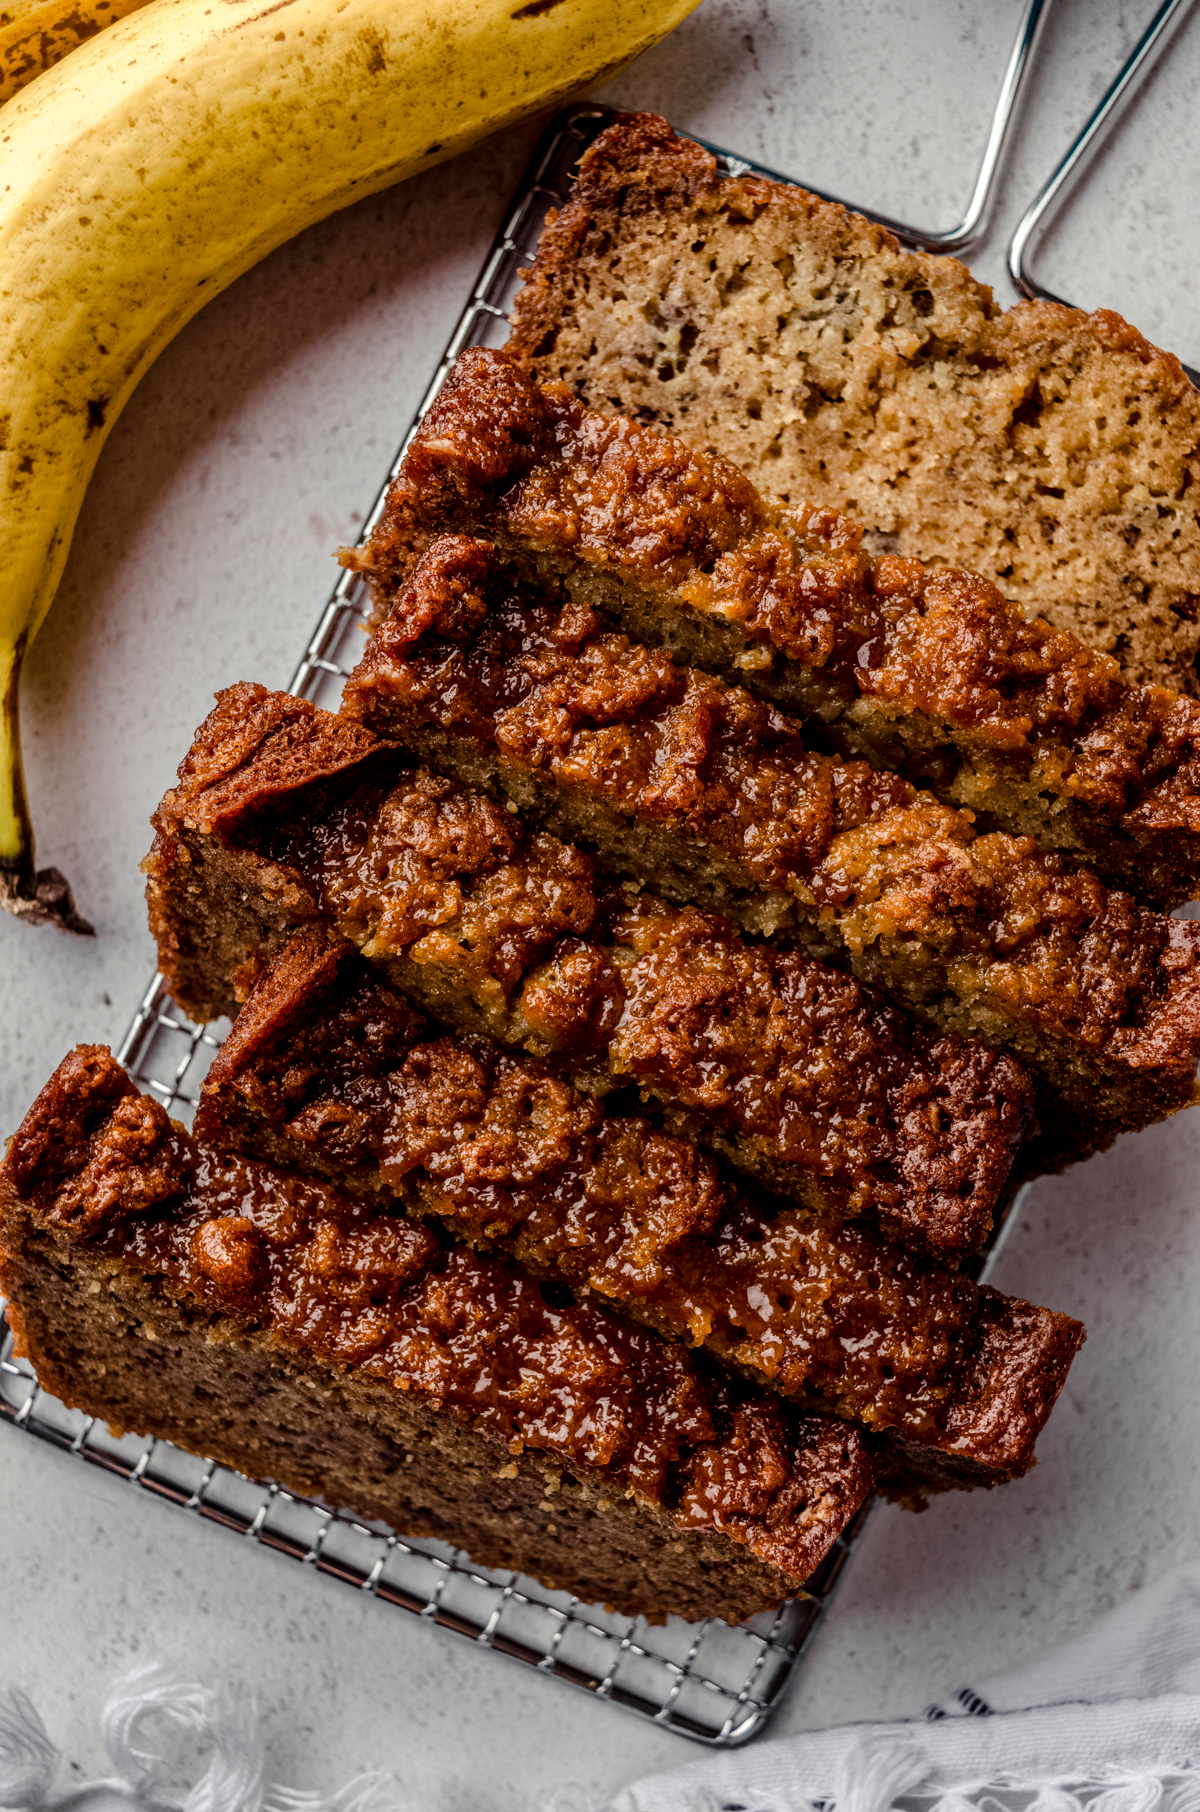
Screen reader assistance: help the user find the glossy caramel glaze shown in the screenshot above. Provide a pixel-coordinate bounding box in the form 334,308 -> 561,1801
197,929 -> 1084,1482
312,784 -> 1032,1259
1,1046 -> 873,1579
342,537 -> 1200,1125
344,533 -> 916,892
149,686 -> 1032,1257
346,349 -> 1200,906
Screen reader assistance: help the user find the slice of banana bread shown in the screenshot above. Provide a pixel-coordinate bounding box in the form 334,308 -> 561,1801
197,927 -> 1085,1491
348,347 -> 1200,910
145,683 -> 1034,1259
342,533 -> 1200,1137
0,1046 -> 875,1623
506,112 -> 1200,696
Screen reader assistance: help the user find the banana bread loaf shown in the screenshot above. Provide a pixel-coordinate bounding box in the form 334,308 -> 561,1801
347,347 -> 1200,910
198,927 -> 1084,1490
343,533 -> 1200,1137
144,683 -> 1034,1259
0,1046 -> 875,1623
506,112 -> 1200,696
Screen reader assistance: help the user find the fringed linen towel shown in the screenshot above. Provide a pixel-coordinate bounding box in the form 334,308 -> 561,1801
602,1562 -> 1200,1812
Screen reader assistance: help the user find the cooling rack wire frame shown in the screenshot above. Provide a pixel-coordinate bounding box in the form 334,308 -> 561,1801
1008,0 -> 1200,386
2,50 -> 1105,1741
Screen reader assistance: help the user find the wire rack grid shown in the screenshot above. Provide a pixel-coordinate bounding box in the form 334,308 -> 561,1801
4,86 -> 1059,1743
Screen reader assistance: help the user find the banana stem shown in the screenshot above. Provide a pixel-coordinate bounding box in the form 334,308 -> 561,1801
0,641 -> 94,933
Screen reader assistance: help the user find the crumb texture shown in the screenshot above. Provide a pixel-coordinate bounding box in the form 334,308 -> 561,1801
508,112 -> 1200,696
197,928 -> 1084,1483
0,1046 -> 876,1620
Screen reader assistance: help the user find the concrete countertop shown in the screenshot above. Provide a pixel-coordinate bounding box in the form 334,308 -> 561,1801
3,2 -> 1199,1804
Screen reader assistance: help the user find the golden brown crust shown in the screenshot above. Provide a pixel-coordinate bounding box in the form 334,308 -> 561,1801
936,1289 -> 1083,1479
343,537 -> 1200,1131
165,682 -> 389,837
508,114 -> 1001,356
0,1220 -> 825,1625
4,1043 -> 139,1201
353,348 -> 1200,908
146,685 -> 1034,1258
144,685 -> 399,1024
507,113 -> 1200,698
0,1047 -> 875,1611
599,893 -> 1030,1259
196,929 -> 1084,1485
344,533 -> 915,892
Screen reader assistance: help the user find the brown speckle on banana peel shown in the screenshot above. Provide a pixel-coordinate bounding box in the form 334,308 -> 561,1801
0,0 -> 702,930
0,0 -> 154,104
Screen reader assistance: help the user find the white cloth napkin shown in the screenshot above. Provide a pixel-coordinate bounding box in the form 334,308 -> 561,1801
601,1562 -> 1200,1812
0,1660 -> 423,1812
6,1566 -> 1200,1811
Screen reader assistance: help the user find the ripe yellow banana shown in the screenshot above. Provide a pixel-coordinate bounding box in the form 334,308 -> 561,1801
0,0 -> 155,105
0,0 -> 700,930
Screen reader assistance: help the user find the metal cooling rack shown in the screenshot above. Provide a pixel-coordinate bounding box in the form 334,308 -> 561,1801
718,0 -> 1051,254
1,61 -> 1101,1740
1008,0 -> 1200,385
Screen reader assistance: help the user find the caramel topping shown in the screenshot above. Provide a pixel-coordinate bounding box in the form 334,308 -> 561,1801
4,1044 -> 144,1200
294,768 -> 599,1012
252,750 -> 1028,1254
5,1048 -> 873,1571
197,931 -> 1081,1472
819,815 -> 1200,1065
191,1214 -> 267,1305
110,1151 -> 714,1487
344,534 -> 916,891
361,349 -> 1200,834
344,540 -> 1200,1095
167,682 -> 388,839
148,684 -> 1031,1253
4,1050 -> 189,1240
603,892 -> 1028,1235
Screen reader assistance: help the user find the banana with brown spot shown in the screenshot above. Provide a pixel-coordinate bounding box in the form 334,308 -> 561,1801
0,0 -> 700,928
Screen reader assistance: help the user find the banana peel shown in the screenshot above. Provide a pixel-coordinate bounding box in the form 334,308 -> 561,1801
0,0 -> 701,930
0,0 -> 156,105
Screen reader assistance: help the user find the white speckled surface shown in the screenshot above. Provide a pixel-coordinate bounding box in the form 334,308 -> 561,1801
3,3 -> 1200,1803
